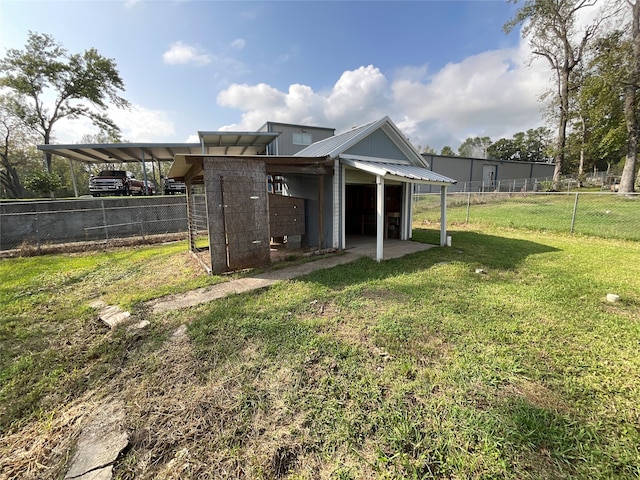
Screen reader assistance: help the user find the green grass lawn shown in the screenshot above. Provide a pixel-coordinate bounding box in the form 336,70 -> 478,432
1,228 -> 639,479
414,192 -> 640,241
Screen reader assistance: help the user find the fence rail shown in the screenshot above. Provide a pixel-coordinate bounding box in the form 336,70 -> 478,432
0,196 -> 188,253
413,191 -> 640,241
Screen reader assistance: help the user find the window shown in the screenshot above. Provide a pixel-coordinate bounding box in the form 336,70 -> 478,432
293,132 -> 312,146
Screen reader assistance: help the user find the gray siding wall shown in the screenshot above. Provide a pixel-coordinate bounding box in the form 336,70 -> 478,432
284,173 -> 333,248
420,154 -> 556,192
262,122 -> 335,155
345,129 -> 406,160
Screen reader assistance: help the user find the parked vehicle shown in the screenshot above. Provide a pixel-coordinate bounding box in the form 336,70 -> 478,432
143,180 -> 156,195
89,170 -> 145,196
163,177 -> 186,195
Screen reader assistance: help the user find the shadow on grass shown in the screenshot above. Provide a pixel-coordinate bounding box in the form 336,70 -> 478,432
298,228 -> 560,290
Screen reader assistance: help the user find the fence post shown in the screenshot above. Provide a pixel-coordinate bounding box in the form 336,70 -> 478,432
101,200 -> 109,242
139,205 -> 145,239
35,202 -> 41,253
570,192 -> 579,233
466,192 -> 471,224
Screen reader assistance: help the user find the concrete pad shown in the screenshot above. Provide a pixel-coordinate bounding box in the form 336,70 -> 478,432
346,237 -> 435,260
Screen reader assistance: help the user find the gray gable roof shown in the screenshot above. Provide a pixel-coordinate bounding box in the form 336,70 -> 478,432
293,120 -> 377,158
295,116 -> 456,185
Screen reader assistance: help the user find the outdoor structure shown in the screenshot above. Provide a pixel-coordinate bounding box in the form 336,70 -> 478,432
38,117 -> 457,274
167,117 -> 457,274
419,153 -> 555,193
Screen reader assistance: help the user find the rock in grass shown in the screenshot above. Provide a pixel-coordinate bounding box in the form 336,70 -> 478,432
606,293 -> 620,303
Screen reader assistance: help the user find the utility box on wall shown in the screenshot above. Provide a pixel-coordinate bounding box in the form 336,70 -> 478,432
203,158 -> 270,273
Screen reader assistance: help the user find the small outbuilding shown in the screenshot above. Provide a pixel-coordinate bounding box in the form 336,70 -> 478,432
167,116 -> 457,274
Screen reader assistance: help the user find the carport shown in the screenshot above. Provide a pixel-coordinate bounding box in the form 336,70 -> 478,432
37,131 -> 279,196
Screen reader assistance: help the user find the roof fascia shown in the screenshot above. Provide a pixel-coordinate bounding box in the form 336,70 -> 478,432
340,153 -> 411,165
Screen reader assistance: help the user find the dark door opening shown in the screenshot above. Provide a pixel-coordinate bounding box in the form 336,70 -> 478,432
345,184 -> 403,238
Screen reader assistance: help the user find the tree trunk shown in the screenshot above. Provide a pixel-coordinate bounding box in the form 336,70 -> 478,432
43,129 -> 52,173
619,1 -> 639,194
578,115 -> 586,187
553,68 -> 571,188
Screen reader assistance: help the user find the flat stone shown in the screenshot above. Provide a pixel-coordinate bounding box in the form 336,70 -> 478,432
128,320 -> 150,330
98,305 -> 131,329
72,465 -> 113,480
65,401 -> 128,479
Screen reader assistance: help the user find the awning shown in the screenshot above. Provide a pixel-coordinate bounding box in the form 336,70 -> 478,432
341,158 -> 456,185
168,154 -> 334,181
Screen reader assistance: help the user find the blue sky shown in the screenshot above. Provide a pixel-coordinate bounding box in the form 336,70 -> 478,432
1,0 -> 557,151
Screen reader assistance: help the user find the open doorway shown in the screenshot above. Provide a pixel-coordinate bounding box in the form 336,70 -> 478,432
345,184 -> 403,239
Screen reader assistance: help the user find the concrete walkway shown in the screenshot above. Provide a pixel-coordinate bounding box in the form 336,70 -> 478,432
147,238 -> 434,314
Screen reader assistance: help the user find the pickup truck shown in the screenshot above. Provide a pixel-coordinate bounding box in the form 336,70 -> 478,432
163,177 -> 186,195
89,170 -> 145,196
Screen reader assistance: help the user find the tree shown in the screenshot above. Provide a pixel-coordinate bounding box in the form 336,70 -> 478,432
419,144 -> 437,154
619,0 -> 640,193
0,32 -> 130,173
487,128 -> 553,162
0,95 -> 40,198
569,32 -> 628,177
506,0 -> 605,185
23,169 -> 62,198
440,146 -> 456,156
458,136 -> 492,158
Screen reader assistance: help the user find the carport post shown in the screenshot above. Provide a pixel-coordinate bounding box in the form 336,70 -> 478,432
141,149 -> 149,195
440,185 -> 448,246
376,175 -> 384,262
68,159 -> 78,197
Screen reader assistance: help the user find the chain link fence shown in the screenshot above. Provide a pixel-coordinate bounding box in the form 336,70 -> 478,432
0,196 -> 188,255
413,192 -> 640,241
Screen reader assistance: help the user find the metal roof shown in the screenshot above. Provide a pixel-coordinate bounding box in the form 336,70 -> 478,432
294,116 -> 428,168
293,120 -> 377,158
38,143 -> 203,164
197,131 -> 279,153
38,131 -> 280,164
342,158 -> 456,185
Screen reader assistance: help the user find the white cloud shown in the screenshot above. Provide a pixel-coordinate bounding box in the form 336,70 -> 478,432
230,38 -> 246,50
216,37 -> 551,151
48,104 -> 175,144
108,104 -> 175,142
163,41 -> 212,67
123,0 -> 141,9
